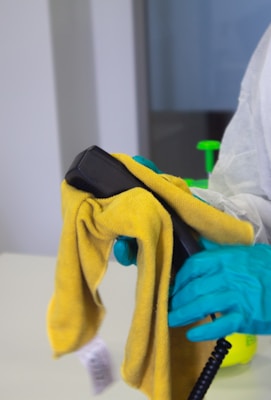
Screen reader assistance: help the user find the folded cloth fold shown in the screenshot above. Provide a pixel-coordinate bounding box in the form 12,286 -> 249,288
47,153 -> 254,400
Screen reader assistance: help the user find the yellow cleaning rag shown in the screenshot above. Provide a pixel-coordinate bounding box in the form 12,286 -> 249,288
47,153 -> 254,400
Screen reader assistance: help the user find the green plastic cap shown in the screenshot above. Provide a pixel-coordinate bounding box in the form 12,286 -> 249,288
196,140 -> 221,174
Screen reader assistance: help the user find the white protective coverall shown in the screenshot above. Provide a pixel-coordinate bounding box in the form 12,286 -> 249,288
192,24 -> 271,244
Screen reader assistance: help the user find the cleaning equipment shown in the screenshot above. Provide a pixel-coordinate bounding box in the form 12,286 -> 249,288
65,146 -> 231,400
184,140 -> 220,189
221,334 -> 257,368
47,146 -> 253,400
65,146 -> 200,281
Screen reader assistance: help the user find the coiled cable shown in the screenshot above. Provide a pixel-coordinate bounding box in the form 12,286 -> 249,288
187,314 -> 232,400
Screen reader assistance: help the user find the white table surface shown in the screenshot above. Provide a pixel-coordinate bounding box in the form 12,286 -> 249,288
1,252 -> 271,399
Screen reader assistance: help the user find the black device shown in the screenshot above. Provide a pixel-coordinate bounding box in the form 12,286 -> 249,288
65,145 -> 231,400
66,145 -> 201,281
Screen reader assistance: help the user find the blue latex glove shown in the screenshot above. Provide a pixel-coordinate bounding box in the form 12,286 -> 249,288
113,155 -> 162,266
113,236 -> 138,266
168,239 -> 271,342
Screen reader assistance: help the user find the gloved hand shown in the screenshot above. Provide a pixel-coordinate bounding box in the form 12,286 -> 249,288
113,155 -> 162,266
168,238 -> 271,342
113,236 -> 138,266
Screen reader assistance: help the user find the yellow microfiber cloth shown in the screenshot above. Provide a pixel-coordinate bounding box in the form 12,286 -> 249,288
47,153 -> 254,400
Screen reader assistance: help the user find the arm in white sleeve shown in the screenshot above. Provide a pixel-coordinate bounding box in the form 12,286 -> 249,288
191,24 -> 271,244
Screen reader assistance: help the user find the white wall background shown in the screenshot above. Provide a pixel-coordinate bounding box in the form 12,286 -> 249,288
0,0 -> 147,256
0,0 -> 62,255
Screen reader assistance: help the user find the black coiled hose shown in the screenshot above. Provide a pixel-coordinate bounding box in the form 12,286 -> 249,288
188,337 -> 232,400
